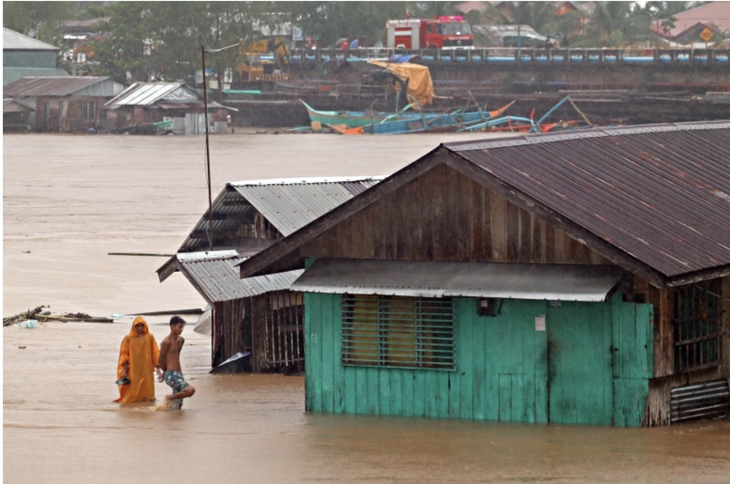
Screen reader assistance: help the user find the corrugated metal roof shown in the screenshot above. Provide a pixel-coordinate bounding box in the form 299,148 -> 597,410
105,82 -> 184,106
232,177 -> 383,236
177,250 -> 303,303
446,121 -> 730,278
3,98 -> 36,111
292,259 -> 625,301
3,28 -> 59,50
3,76 -> 112,97
3,67 -> 70,86
177,176 -> 384,254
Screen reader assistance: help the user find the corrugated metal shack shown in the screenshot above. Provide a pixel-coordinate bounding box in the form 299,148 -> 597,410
104,82 -> 236,134
3,76 -> 125,132
158,177 -> 383,371
239,121 -> 730,427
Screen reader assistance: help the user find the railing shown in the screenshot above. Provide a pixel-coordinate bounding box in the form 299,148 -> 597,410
287,47 -> 730,64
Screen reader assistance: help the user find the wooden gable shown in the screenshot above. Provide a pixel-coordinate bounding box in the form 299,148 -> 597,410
299,163 -> 610,266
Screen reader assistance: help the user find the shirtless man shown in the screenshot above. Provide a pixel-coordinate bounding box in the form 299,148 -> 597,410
156,316 -> 196,409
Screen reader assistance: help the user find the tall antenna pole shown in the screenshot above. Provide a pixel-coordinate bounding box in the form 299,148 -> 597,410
202,45 -> 213,250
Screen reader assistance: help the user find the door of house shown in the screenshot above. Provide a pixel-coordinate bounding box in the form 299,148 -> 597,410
547,301 -> 614,425
546,294 -> 653,426
485,299 -> 549,424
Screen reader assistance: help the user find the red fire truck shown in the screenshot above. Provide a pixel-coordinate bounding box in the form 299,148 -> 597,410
386,16 -> 474,50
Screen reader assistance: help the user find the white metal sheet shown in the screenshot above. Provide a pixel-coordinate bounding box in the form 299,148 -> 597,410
291,259 -> 625,302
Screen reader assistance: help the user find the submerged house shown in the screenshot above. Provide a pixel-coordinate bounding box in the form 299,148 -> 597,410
3,76 -> 125,132
104,82 -> 236,134
239,121 -> 730,427
157,177 -> 383,371
3,98 -> 35,132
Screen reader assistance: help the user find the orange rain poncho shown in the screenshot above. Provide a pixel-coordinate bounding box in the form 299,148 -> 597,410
115,316 -> 160,403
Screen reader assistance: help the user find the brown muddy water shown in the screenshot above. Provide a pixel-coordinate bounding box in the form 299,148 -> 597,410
4,133 -> 730,483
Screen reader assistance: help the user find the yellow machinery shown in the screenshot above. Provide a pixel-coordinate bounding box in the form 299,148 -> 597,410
237,37 -> 290,82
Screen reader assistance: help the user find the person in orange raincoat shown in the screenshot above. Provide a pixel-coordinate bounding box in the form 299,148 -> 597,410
115,316 -> 160,404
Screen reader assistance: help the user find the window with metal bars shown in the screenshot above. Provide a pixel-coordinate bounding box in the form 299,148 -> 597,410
341,295 -> 455,370
673,280 -> 723,373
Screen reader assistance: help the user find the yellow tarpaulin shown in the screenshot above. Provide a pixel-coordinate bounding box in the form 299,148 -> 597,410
368,60 -> 434,108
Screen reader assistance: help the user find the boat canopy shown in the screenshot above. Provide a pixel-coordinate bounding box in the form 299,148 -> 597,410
367,60 -> 434,108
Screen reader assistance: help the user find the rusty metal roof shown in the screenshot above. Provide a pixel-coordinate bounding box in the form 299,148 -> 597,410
3,76 -> 112,97
176,251 -> 303,303
292,258 -> 625,301
446,121 -> 730,278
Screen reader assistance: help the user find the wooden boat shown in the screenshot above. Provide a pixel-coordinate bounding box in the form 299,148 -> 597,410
361,101 -> 515,135
300,99 -> 424,128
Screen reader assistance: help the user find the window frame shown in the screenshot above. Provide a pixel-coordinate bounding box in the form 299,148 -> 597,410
341,294 -> 455,371
673,280 -> 723,374
81,101 -> 97,120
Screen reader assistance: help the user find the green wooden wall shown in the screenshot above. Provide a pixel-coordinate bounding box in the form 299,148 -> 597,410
305,292 -> 653,427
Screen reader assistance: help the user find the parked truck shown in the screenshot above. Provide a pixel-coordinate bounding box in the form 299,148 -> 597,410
386,16 -> 474,50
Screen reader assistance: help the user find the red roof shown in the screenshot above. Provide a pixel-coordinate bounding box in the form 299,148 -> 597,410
650,2 -> 730,39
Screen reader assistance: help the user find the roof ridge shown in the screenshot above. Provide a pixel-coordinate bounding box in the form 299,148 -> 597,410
229,176 -> 386,187
445,121 -> 730,152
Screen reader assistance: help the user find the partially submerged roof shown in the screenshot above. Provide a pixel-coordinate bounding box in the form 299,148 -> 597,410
105,82 -> 192,107
3,28 -> 59,51
157,176 -> 384,282
104,82 -> 236,111
176,250 -> 302,303
238,121 -> 730,288
292,259 -> 625,302
3,76 -> 118,97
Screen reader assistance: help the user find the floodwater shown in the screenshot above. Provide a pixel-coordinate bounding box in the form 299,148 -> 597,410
4,133 -> 730,483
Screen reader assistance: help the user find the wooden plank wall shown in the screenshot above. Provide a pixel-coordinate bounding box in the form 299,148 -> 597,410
643,274 -> 729,426
307,292 -> 653,426
218,298 -> 247,367
301,163 -> 610,266
247,291 -> 305,372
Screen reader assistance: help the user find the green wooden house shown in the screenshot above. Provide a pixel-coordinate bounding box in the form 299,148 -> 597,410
239,122 -> 730,427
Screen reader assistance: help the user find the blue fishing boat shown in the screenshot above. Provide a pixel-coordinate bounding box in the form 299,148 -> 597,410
300,99 -> 424,128
361,101 -> 515,134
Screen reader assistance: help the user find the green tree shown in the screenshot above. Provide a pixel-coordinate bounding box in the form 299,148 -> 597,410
93,2 -> 265,83
3,1 -> 73,44
571,1 -> 652,48
645,1 -> 691,36
409,1 -> 463,19
508,1 -> 558,33
92,2 -> 155,82
283,1 -> 406,47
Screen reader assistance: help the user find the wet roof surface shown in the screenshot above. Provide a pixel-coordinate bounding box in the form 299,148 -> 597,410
179,177 -> 384,253
105,82 -> 185,106
292,258 -> 625,301
3,76 -> 110,97
177,251 -> 303,302
446,122 -> 730,277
